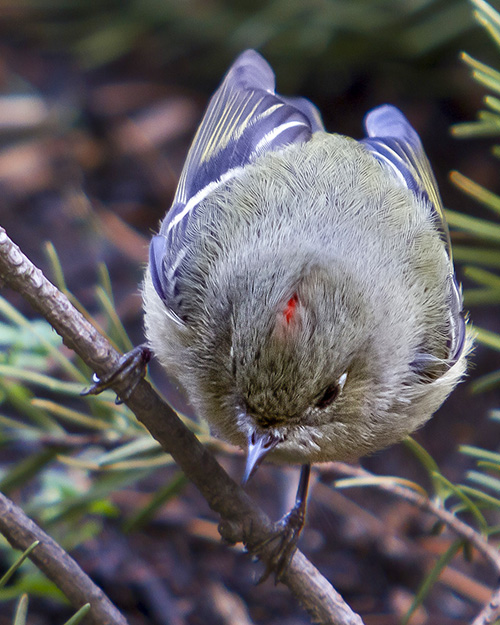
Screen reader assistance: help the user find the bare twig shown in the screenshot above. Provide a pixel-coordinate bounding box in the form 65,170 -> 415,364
0,492 -> 128,625
326,462 -> 500,625
0,227 -> 364,625
472,586 -> 500,625
327,462 -> 500,573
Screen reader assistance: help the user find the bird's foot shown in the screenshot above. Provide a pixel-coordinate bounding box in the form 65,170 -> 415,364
81,344 -> 151,404
249,501 -> 306,584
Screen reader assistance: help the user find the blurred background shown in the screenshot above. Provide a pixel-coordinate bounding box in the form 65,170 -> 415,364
0,1 -> 499,624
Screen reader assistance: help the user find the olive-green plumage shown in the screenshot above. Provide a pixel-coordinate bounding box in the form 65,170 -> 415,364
144,126 -> 470,466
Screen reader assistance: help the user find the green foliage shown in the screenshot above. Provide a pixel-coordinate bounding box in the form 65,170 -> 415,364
0,543 -> 90,624
449,0 -> 500,385
0,244 -> 210,608
3,0 -> 478,97
402,539 -> 465,625
0,542 -> 39,589
407,0 -> 500,616
9,594 -> 91,625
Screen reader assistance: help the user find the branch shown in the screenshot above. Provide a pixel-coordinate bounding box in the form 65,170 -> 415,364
0,492 -> 128,625
472,586 -> 500,625
326,462 -> 500,625
0,226 -> 364,625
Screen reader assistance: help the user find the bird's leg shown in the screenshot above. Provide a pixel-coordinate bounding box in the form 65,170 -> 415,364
249,464 -> 311,583
81,344 -> 151,404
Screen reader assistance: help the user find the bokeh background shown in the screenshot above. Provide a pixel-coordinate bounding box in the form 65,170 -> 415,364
0,1 -> 499,624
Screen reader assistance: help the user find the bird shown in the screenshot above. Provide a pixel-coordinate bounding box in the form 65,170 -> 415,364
87,49 -> 470,578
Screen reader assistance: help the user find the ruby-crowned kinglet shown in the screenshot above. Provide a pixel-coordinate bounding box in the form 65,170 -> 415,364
144,48 -> 468,469
141,50 -> 470,570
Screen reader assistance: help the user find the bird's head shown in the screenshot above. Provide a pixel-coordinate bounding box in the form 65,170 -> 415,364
207,259 -> 374,480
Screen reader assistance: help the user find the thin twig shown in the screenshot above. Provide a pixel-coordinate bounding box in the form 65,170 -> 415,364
0,492 -> 128,625
327,462 -> 500,574
326,462 -> 500,625
472,585 -> 500,625
0,228 -> 364,625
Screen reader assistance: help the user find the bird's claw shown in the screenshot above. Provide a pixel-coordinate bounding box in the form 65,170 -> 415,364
81,344 -> 151,404
249,504 -> 305,584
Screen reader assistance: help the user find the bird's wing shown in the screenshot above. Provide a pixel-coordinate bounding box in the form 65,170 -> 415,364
362,104 -> 465,365
150,49 -> 323,316
362,105 -> 451,255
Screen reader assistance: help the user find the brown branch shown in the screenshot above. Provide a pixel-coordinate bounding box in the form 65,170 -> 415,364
0,492 -> 128,625
472,586 -> 500,625
0,226 -> 364,625
325,462 -> 500,625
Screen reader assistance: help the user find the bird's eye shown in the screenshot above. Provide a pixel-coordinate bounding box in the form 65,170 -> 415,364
315,383 -> 340,409
315,373 -> 347,409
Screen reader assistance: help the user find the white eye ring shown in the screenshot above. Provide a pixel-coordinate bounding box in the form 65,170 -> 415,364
338,372 -> 348,390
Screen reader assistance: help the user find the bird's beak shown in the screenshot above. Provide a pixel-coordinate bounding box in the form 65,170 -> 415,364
242,429 -> 280,485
